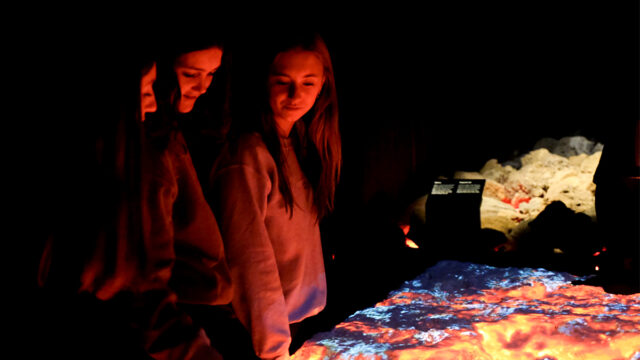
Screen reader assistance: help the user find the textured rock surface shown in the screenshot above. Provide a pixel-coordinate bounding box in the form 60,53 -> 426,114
293,260 -> 640,359
454,136 -> 602,240
533,136 -> 604,158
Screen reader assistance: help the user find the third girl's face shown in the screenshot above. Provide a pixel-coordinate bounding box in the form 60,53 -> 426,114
268,49 -> 324,131
140,63 -> 157,122
173,47 -> 223,113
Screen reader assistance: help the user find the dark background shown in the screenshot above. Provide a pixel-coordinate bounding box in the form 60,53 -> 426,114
326,2 -> 636,214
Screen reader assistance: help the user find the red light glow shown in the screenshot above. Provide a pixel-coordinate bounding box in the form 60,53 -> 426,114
501,196 -> 531,209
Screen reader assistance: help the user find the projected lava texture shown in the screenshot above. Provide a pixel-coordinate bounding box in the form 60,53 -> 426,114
293,260 -> 640,359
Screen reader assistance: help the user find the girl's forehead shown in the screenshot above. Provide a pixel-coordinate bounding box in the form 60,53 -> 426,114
271,49 -> 323,75
175,47 -> 223,70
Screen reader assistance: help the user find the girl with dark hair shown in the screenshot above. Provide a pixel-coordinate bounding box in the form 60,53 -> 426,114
36,44 -> 222,359
210,31 -> 341,360
142,30 -> 236,357
144,33 -> 233,300
152,31 -> 232,186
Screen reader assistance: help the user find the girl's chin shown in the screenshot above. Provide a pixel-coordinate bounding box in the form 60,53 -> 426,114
178,101 -> 195,113
280,110 -> 307,121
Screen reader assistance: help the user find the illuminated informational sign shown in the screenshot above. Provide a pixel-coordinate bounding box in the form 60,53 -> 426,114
420,179 -> 485,255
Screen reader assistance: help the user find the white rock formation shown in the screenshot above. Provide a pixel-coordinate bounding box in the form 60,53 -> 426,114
454,136 -> 602,240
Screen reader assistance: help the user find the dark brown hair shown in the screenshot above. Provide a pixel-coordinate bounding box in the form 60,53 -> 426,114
151,32 -> 231,149
38,50 -> 154,299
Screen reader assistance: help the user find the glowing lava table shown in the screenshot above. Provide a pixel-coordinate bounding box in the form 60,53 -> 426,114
293,260 -> 640,360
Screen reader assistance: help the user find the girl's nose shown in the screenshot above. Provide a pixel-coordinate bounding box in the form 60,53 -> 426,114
288,83 -> 301,99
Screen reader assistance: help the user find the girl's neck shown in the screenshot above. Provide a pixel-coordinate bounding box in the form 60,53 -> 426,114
274,117 -> 295,138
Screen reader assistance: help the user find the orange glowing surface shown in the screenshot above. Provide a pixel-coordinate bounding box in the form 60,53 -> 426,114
405,239 -> 419,249
293,261 -> 640,359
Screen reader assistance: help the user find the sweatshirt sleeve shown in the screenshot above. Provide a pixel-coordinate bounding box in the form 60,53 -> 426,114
169,132 -> 233,306
212,159 -> 292,360
142,146 -> 178,290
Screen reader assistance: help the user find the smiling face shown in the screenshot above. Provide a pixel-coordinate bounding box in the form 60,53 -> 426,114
173,46 -> 223,113
140,62 -> 157,122
268,49 -> 325,136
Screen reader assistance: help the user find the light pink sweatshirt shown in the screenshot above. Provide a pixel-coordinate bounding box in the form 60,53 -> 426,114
210,133 -> 327,360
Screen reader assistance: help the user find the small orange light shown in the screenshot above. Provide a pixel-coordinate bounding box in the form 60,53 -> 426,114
595,265 -> 600,271
405,238 -> 419,249
593,251 -> 601,257
400,224 -> 410,236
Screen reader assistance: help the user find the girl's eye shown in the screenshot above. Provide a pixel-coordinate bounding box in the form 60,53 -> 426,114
303,82 -> 316,87
182,72 -> 197,78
